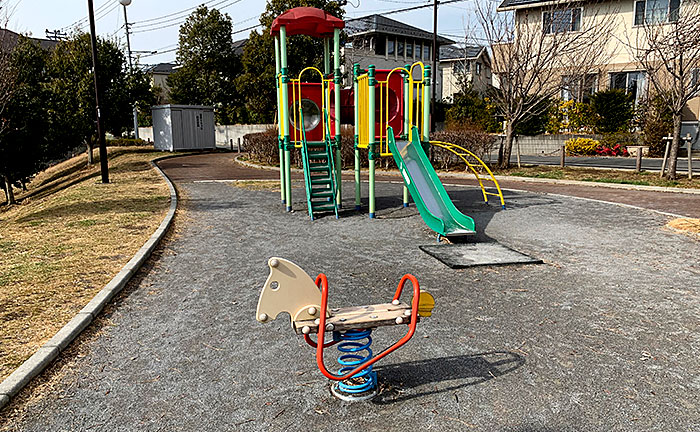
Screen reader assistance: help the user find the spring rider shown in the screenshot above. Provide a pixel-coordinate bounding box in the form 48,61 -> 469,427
256,257 -> 435,401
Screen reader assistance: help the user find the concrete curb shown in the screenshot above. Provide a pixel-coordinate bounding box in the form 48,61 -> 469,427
234,155 -> 700,195
0,157 -> 178,411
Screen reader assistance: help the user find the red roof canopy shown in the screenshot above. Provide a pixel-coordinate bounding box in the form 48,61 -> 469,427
270,7 -> 344,38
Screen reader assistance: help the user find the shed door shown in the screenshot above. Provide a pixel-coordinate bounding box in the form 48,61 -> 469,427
171,109 -> 183,150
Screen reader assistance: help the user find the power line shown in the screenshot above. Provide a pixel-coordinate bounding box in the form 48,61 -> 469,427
61,0 -> 111,31
132,0 -> 243,34
132,0 -> 234,29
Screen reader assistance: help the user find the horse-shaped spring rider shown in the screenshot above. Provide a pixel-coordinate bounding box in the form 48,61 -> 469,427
256,257 -> 435,401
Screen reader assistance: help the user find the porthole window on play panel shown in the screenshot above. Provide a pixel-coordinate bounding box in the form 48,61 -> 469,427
290,99 -> 321,132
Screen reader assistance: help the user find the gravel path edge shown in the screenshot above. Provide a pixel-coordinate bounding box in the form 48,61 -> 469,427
0,155 -> 180,411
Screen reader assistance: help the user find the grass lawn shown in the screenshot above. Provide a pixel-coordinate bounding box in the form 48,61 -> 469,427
0,147 -> 170,382
495,165 -> 700,189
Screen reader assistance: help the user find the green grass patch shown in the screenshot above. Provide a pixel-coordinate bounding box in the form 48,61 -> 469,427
581,178 -> 651,186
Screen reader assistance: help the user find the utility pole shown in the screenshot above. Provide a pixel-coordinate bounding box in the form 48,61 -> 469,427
87,0 -> 109,183
431,0 -> 438,133
120,0 -> 139,139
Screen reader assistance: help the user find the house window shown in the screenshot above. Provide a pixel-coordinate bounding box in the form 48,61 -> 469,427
423,44 -> 430,61
416,43 -> 422,59
543,8 -> 581,34
375,35 -> 386,55
387,39 -> 395,56
609,71 -> 646,105
475,62 -> 482,75
397,40 -> 404,57
634,0 -> 680,24
406,41 -> 413,58
561,74 -> 598,102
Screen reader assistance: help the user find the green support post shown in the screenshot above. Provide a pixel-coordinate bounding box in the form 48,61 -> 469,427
274,35 -> 285,205
333,28 -> 342,208
280,26 -> 292,212
422,65 -> 431,155
402,64 -> 410,208
353,63 -> 361,211
368,65 -> 376,219
323,38 -> 330,75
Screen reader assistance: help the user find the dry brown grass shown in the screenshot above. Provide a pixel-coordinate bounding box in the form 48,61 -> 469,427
495,165 -> 700,189
230,180 -> 280,191
0,147 -> 169,382
667,218 -> 700,237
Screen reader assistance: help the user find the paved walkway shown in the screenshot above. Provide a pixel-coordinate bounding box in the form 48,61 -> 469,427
2,152 -> 699,431
160,153 -> 699,218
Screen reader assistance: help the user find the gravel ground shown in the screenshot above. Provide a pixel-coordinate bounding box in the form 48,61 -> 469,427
2,178 -> 699,432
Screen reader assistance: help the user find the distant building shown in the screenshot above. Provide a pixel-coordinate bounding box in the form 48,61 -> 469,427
146,62 -> 178,99
343,14 -> 453,74
0,28 -> 58,51
438,45 -> 492,101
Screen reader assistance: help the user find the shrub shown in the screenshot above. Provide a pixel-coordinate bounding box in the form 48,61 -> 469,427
514,99 -> 552,136
600,131 -> 638,149
445,87 -> 500,133
244,126 -> 371,169
590,89 -> 634,133
430,128 -> 497,170
547,100 -> 595,134
566,137 -> 600,155
637,95 -> 673,157
243,129 -> 280,166
106,138 -> 149,147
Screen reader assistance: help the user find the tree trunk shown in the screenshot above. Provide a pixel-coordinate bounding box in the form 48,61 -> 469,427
499,121 -> 515,169
3,174 -> 15,205
86,139 -> 94,165
666,113 -> 683,180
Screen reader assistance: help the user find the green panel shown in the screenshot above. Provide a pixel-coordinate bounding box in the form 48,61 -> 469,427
388,127 -> 476,237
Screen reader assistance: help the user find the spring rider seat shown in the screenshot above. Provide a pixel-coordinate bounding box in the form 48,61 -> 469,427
256,257 -> 435,401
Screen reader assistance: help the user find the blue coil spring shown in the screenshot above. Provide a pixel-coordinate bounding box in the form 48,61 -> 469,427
335,329 -> 377,394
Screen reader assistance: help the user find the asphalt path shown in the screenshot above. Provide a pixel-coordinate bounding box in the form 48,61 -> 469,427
1,153 -> 699,431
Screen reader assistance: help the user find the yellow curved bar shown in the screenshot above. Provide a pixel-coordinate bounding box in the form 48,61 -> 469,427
429,141 -> 506,208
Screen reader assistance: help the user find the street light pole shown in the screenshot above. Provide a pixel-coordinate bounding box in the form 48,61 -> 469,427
87,0 -> 109,183
120,0 -> 139,139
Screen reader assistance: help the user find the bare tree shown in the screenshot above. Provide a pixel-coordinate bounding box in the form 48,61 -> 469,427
625,1 -> 700,179
478,0 -> 618,168
0,2 -> 19,204
559,5 -> 620,102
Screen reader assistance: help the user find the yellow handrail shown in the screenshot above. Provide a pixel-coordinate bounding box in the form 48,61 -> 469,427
430,141 -> 506,208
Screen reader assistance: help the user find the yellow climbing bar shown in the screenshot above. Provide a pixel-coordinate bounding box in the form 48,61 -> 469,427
430,141 -> 506,208
357,73 -> 369,149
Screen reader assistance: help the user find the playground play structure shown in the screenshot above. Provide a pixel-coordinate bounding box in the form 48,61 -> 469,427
271,7 -> 505,238
257,257 -> 435,401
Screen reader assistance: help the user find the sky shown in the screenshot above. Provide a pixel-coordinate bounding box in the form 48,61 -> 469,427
5,0 -> 482,65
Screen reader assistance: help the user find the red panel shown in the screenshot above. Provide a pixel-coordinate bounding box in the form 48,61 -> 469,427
271,7 -> 344,38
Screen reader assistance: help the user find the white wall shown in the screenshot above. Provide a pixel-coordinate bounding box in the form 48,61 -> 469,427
138,124 -> 276,150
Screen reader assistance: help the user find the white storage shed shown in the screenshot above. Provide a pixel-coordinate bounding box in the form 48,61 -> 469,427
152,104 -> 216,151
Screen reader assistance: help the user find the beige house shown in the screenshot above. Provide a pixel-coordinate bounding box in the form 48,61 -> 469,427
497,0 -> 700,124
438,45 -> 492,101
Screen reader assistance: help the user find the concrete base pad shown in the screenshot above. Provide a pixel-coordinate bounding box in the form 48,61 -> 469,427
419,243 -> 542,268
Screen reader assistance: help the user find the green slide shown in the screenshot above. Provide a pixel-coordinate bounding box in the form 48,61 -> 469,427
388,127 -> 476,238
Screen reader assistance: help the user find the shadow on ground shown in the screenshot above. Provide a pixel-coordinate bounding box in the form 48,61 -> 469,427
373,351 -> 525,404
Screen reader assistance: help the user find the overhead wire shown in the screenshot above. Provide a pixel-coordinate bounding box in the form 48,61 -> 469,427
132,0 -> 243,34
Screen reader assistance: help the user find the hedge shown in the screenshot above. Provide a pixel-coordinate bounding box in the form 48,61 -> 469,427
243,126 -> 497,171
